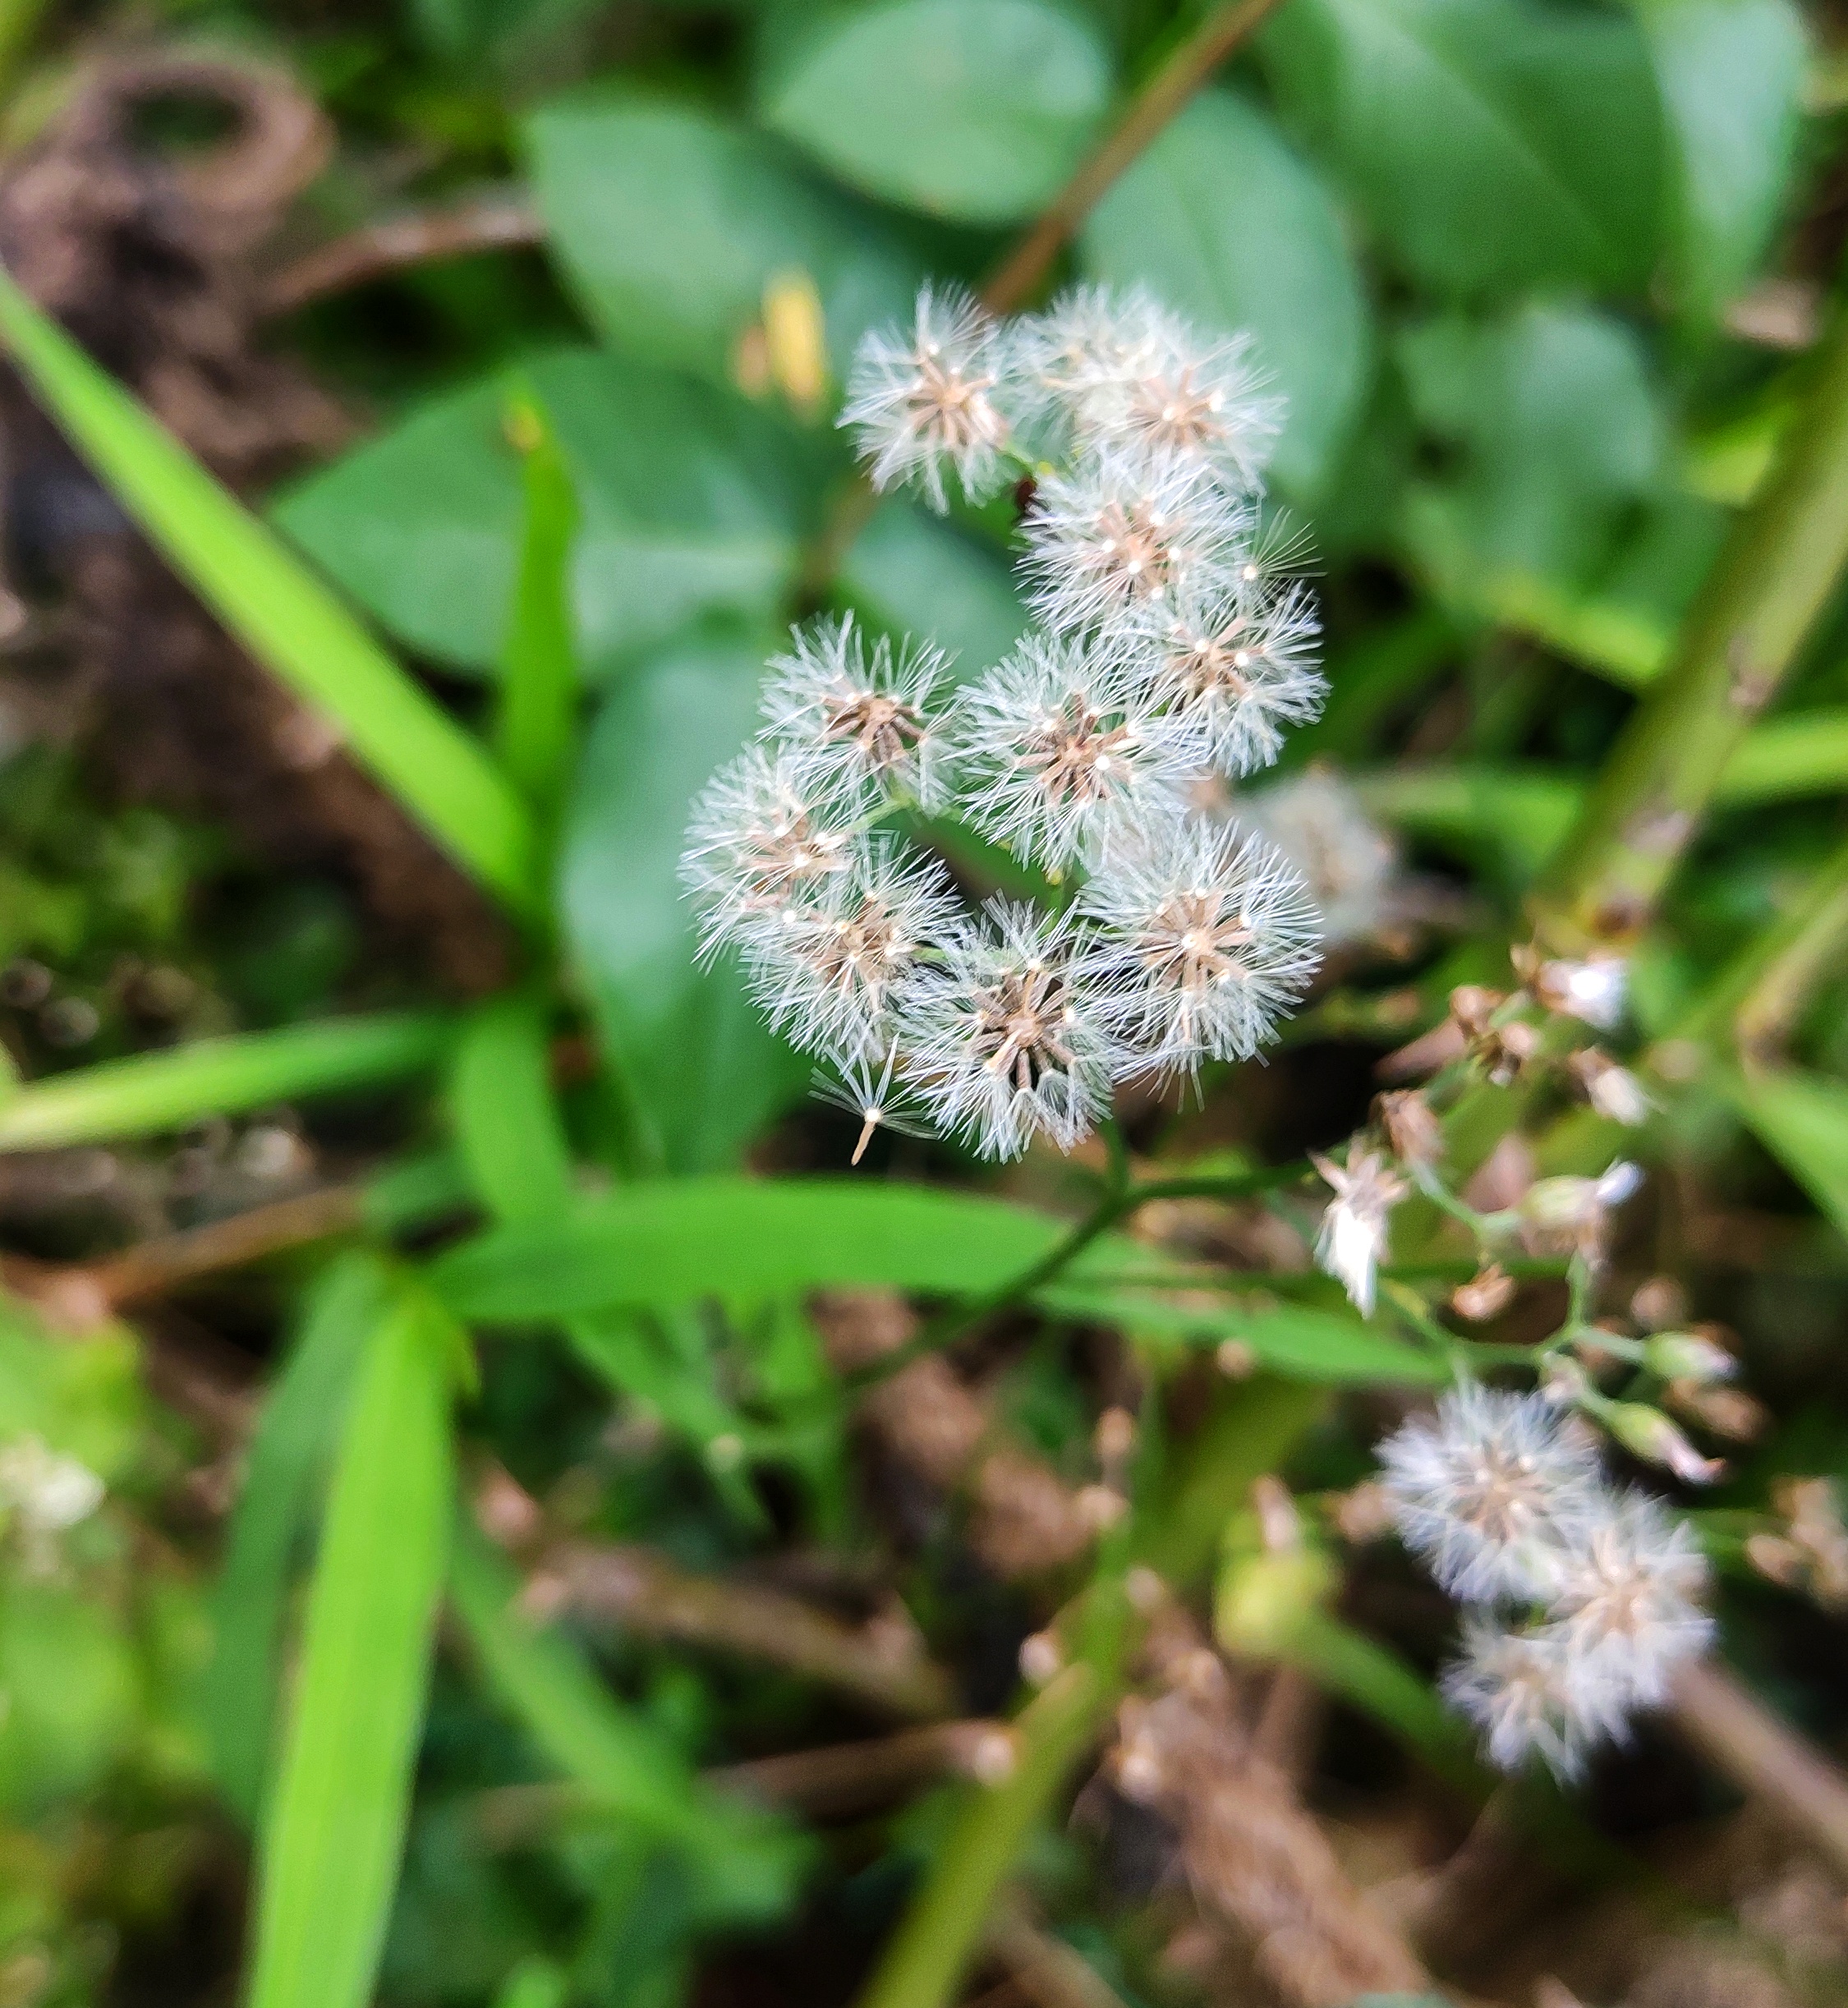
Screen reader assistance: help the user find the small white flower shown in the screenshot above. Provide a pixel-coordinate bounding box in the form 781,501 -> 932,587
1569,1050 -> 1653,1128
1534,955 -> 1628,1031
1239,770 -> 1398,948
1309,1147 -> 1406,1318
1541,1489 -> 1712,1708
0,1435 -> 103,1534
1141,578 -> 1326,779
681,747 -> 863,959
1022,451 -> 1247,641
759,612 -> 950,809
814,1040 -> 931,1166
1441,1617 -> 1607,1778
902,900 -> 1116,1160
740,839 -> 961,1062
839,284 -> 1013,512
1079,811 -> 1320,1075
1377,1384 -> 1605,1603
949,632 -> 1197,871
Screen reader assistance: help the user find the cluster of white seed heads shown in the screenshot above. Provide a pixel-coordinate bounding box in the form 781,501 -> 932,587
682,283 -> 1327,1161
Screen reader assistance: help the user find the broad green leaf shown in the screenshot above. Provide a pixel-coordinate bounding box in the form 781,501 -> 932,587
760,0 -> 1110,224
0,1013 -> 453,1151
450,1523 -> 800,1917
0,270 -> 540,917
1261,0 -> 1666,301
447,994 -> 574,1226
1081,91 -> 1370,498
428,1177 -> 1164,1320
496,391 -> 581,814
1726,1068 -> 1848,1241
1399,305 -> 1664,593
526,93 -> 917,385
559,633 -> 807,1173
275,350 -> 807,685
206,1255 -> 387,1823
248,1280 -> 454,2008
842,500 -> 1030,678
1635,0 -> 1807,318
1036,1288 -> 1447,1385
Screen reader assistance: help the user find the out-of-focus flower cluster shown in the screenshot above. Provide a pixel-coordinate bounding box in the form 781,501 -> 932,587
682,283 -> 1330,1161
1379,1384 -> 1712,1777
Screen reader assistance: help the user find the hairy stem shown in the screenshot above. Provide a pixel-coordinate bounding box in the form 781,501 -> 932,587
1537,310 -> 1848,944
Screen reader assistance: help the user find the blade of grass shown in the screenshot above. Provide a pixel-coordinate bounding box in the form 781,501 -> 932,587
0,1013 -> 453,1151
246,1275 -> 455,2008
0,268 -> 541,916
496,390 -> 581,824
447,993 -> 574,1226
205,1253 -> 388,1822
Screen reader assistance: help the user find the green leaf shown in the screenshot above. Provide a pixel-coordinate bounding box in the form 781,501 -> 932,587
1716,709 -> 1848,806
1260,0 -> 1665,301
428,1177 -> 1161,1320
274,350 -> 808,685
1726,1067 -> 1848,1241
447,994 -> 574,1226
559,632 -> 807,1173
1399,304 -> 1664,593
0,1294 -> 142,1483
526,92 -> 917,384
1635,0 -> 1807,319
760,0 -> 1110,225
841,500 -> 1030,678
1035,1288 -> 1448,1385
496,390 -> 581,814
1081,91 -> 1371,498
248,1280 -> 455,2008
0,270 -> 541,917
0,1013 -> 453,1151
206,1254 -> 388,1823
1349,764 -> 1584,884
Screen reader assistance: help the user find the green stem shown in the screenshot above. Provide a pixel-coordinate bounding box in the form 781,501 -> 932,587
850,1378 -> 1326,2008
1536,308 -> 1848,945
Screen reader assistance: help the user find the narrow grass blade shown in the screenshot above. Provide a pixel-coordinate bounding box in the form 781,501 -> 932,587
0,1013 -> 453,1150
247,1278 -> 455,2008
497,389 -> 581,818
206,1253 -> 388,1822
447,993 -> 574,1226
1726,1066 -> 1848,1242
0,268 -> 541,915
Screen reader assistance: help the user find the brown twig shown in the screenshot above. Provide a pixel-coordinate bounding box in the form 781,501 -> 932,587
261,189 -> 543,315
709,1721 -> 1007,1816
980,0 -> 1288,314
536,1538 -> 957,1721
1670,1657 -> 1848,1883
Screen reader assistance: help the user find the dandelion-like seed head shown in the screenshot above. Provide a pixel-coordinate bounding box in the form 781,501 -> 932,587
1240,769 -> 1398,947
1377,1384 -> 1605,1603
903,901 -> 1115,1160
814,1041 -> 931,1167
1081,811 -> 1320,1075
1309,1147 -> 1407,1319
839,284 -> 1012,512
761,612 -> 949,808
1441,1618 -> 1603,1778
742,840 -> 961,1062
951,633 -> 1194,871
1148,578 -> 1326,778
681,747 -> 862,959
1023,452 -> 1244,640
1540,1490 -> 1712,1707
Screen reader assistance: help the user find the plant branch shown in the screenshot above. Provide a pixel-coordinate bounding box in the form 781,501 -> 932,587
1537,307 -> 1848,945
707,1721 -> 1007,1817
980,0 -> 1289,314
262,190 -> 543,315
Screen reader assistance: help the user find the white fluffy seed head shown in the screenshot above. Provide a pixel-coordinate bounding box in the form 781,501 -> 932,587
813,1041 -> 932,1166
760,611 -> 951,810
1022,450 -> 1248,642
1140,578 -> 1326,779
738,838 -> 963,1063
1078,811 -> 1321,1076
1377,1384 -> 1607,1604
1239,770 -> 1399,948
949,632 -> 1197,871
1441,1618 -> 1605,1779
1014,285 -> 1281,489
900,900 -> 1116,1160
839,283 -> 1014,512
680,747 -> 865,961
